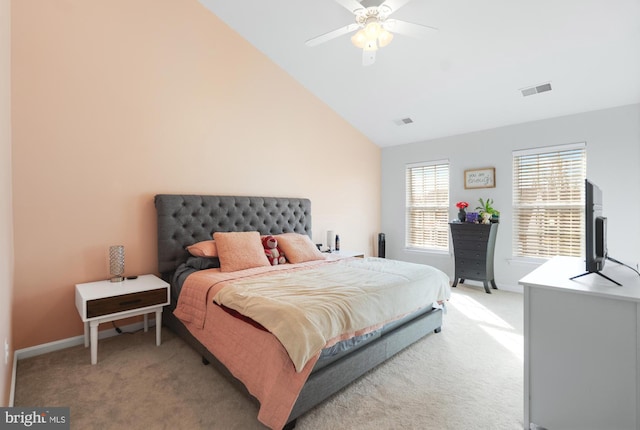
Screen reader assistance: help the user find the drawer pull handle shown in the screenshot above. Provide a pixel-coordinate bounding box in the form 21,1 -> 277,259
120,299 -> 142,306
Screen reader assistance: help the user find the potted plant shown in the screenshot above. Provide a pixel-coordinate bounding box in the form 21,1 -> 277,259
476,198 -> 500,223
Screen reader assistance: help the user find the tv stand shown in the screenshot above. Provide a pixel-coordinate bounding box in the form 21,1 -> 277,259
569,255 -> 638,286
521,256 -> 640,430
569,270 -> 621,286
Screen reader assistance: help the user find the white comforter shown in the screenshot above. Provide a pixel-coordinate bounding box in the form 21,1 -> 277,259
213,257 -> 451,372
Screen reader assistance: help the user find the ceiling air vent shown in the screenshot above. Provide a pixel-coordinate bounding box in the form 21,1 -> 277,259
394,117 -> 414,126
521,82 -> 552,97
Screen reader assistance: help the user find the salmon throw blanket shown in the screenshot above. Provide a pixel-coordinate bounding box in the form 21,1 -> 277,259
174,257 -> 451,429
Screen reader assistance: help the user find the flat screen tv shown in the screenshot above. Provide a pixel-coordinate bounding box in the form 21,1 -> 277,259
571,179 -> 620,285
585,179 -> 606,272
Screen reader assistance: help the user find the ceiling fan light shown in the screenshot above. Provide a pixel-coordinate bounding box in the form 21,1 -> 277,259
351,30 -> 367,49
363,22 -> 382,40
378,29 -> 394,47
363,39 -> 378,51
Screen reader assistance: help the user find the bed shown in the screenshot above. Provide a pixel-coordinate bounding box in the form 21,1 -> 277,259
155,195 -> 450,429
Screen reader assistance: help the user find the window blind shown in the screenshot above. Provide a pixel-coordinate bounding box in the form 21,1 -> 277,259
512,143 -> 586,258
406,161 -> 450,251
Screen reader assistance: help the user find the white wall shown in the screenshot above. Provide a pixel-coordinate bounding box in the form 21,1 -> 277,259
381,104 -> 640,292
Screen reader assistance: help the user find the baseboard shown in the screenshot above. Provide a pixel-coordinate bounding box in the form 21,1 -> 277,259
9,319 -> 156,406
9,350 -> 16,407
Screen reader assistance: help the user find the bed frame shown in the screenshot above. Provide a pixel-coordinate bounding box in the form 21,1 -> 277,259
155,194 -> 443,428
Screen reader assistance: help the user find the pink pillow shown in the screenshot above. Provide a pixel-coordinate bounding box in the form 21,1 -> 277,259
276,233 -> 326,264
186,240 -> 218,258
213,231 -> 271,272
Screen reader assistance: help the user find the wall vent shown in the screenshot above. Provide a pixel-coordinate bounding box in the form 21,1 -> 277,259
394,117 -> 414,126
521,82 -> 552,97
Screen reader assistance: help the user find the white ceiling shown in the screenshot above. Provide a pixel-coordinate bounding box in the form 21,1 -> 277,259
198,0 -> 640,147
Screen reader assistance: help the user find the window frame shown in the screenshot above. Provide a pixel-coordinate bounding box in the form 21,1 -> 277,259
512,142 -> 586,260
405,159 -> 450,252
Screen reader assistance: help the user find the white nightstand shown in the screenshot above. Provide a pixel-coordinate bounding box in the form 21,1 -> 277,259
75,274 -> 170,364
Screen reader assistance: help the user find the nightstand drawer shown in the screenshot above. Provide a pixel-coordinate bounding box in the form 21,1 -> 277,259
86,288 -> 167,318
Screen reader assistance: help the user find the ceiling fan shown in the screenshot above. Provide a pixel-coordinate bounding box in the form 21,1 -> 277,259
305,0 -> 437,66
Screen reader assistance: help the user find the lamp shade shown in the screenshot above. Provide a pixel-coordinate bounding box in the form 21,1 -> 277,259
364,22 -> 382,40
326,231 -> 335,250
351,30 -> 367,48
378,28 -> 394,47
109,245 -> 125,282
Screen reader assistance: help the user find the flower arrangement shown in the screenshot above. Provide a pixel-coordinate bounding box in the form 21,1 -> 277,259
455,201 -> 469,222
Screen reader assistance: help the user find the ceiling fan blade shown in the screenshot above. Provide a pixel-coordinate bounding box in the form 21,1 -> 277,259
379,0 -> 413,14
334,0 -> 366,14
305,23 -> 360,47
384,19 -> 438,39
362,49 -> 376,66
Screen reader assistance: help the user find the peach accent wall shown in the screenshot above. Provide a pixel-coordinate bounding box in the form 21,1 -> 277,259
11,0 -> 381,350
1,0 -> 13,406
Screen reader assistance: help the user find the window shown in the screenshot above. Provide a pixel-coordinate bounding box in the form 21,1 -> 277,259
406,160 -> 450,251
512,143 -> 586,258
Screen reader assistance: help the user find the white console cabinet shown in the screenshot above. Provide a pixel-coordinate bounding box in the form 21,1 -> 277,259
520,256 -> 640,430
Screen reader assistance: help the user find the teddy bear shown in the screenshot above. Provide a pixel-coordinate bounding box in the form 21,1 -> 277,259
262,235 -> 287,265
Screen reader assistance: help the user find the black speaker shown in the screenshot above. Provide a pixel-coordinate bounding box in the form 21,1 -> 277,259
378,233 -> 386,258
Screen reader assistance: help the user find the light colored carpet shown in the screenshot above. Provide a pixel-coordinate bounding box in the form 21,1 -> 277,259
14,284 -> 523,429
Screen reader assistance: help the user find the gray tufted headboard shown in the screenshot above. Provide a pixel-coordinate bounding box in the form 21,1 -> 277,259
154,195 -> 312,280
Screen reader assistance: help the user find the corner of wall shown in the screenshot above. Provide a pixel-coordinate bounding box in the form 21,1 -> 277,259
1,0 -> 14,407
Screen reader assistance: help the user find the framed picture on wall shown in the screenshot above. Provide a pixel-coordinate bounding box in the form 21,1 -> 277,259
464,167 -> 496,189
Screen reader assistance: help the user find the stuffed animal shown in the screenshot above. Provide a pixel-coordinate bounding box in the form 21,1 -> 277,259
481,212 -> 492,224
262,235 -> 287,265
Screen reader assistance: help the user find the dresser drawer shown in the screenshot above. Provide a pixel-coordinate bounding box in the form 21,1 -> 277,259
457,267 -> 487,280
456,257 -> 486,270
455,248 -> 487,259
455,256 -> 487,279
86,288 -> 167,318
451,224 -> 490,237
451,230 -> 490,242
452,239 -> 488,252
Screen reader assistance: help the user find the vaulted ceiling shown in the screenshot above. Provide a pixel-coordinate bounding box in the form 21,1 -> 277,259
198,0 -> 640,147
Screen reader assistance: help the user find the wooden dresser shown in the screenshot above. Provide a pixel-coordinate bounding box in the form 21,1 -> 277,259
449,222 -> 498,293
